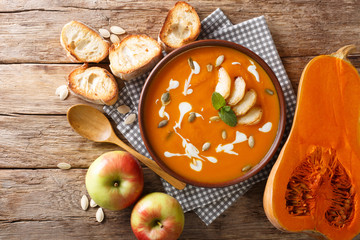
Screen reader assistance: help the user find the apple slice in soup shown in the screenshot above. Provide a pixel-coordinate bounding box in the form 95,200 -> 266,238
237,106 -> 263,125
227,76 -> 246,106
215,67 -> 231,99
232,89 -> 257,116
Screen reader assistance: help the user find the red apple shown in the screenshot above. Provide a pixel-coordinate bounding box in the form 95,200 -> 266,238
131,192 -> 185,240
85,151 -> 144,211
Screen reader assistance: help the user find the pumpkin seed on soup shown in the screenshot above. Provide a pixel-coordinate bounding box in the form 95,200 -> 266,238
215,55 -> 225,67
202,142 -> 211,151
158,119 -> 168,128
207,64 -> 213,72
188,112 -> 196,122
210,116 -> 220,122
242,164 -> 252,172
221,130 -> 227,140
265,88 -> 274,95
248,135 -> 255,148
188,57 -> 195,70
161,92 -> 170,105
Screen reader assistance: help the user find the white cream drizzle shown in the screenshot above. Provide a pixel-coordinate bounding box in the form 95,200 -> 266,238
247,60 -> 260,82
232,62 -> 241,65
183,60 -> 200,96
166,79 -> 179,91
259,122 -> 272,133
155,99 -> 159,104
216,131 -> 248,155
164,101 -> 218,172
159,105 -> 169,120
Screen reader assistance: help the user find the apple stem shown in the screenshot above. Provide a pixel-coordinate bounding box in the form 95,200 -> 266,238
157,221 -> 163,228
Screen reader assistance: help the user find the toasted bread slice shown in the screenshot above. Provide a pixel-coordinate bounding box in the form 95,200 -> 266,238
60,21 -> 110,63
227,76 -> 246,106
237,106 -> 263,125
215,67 -> 231,99
109,34 -> 162,81
232,89 -> 257,116
158,1 -> 201,52
67,63 -> 118,105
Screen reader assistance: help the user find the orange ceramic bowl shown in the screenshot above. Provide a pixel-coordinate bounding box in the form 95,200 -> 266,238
138,40 -> 286,187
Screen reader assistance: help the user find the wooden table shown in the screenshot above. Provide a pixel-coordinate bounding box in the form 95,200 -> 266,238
1,1 -> 359,239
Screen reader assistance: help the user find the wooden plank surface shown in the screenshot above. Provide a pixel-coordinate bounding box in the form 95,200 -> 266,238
0,0 -> 359,239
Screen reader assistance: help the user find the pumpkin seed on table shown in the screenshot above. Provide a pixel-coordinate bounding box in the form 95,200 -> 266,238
96,208 -> 105,223
202,142 -> 211,151
210,116 -> 220,122
161,92 -> 171,105
110,34 -> 120,43
110,25 -> 126,35
124,113 -> 136,125
215,55 -> 225,67
90,199 -> 98,208
117,104 -> 130,114
242,164 -> 252,172
158,119 -> 168,128
81,195 -> 89,211
99,28 -> 110,38
248,135 -> 255,148
57,162 -> 71,170
265,88 -> 274,95
207,64 -> 213,72
221,130 -> 227,140
188,112 -> 196,122
188,57 -> 195,70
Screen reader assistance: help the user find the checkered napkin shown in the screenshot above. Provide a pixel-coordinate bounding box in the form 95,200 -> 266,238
104,9 -> 297,225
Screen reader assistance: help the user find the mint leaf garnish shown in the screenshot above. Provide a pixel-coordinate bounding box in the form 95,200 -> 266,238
219,108 -> 237,127
223,105 -> 231,112
211,92 -> 226,110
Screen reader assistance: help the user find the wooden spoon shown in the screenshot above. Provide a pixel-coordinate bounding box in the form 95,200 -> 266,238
67,104 -> 186,190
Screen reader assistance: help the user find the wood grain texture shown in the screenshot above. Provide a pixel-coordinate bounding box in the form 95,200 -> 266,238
0,170 -> 309,240
0,1 -> 359,63
1,0 -> 360,239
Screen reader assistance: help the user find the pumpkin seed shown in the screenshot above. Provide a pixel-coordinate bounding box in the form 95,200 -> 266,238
248,135 -> 255,148
188,112 -> 196,122
81,195 -> 89,211
110,34 -> 120,43
265,88 -> 274,95
242,164 -> 252,172
207,64 -> 213,72
210,116 -> 220,122
202,142 -> 211,151
99,28 -> 110,38
90,199 -> 98,208
158,119 -> 168,128
117,104 -> 130,114
161,92 -> 170,105
55,85 -> 69,101
96,208 -> 104,223
188,57 -> 195,70
57,162 -> 71,170
124,113 -> 136,125
221,130 -> 227,140
215,55 -> 224,67
110,25 -> 126,35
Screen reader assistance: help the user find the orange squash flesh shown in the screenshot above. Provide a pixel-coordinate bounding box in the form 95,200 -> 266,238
263,45 -> 360,240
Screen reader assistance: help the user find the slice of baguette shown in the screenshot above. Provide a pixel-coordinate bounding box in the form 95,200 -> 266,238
109,34 -> 162,81
67,63 -> 119,105
60,21 -> 110,63
158,1 -> 201,52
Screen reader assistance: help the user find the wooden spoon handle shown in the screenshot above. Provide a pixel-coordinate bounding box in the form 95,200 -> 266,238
109,136 -> 186,190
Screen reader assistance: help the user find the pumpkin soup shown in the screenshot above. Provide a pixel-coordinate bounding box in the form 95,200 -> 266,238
142,46 -> 280,184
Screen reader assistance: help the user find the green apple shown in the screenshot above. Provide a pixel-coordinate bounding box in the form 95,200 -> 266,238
86,151 -> 144,211
131,192 -> 185,240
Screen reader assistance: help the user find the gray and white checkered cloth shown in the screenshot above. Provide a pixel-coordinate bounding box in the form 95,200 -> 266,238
104,9 -> 296,225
